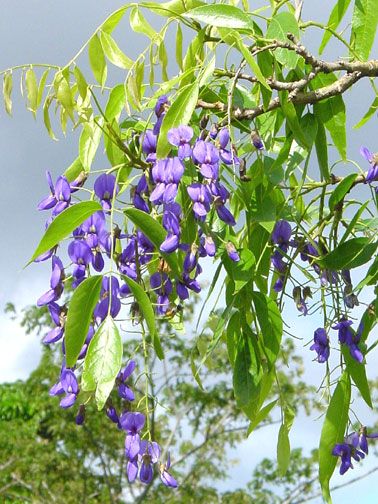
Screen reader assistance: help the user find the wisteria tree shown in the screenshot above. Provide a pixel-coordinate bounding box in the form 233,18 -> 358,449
2,1 -> 378,502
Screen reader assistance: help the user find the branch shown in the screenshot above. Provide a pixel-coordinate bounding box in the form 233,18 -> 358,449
198,35 -> 378,122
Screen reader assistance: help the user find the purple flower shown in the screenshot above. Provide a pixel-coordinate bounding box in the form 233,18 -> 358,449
106,405 -> 120,425
310,328 -> 330,363
333,432 -> 366,475
333,319 -> 363,363
271,249 -> 286,273
160,203 -> 182,253
192,140 -> 219,179
142,130 -> 157,163
37,256 -> 65,306
60,369 -> 79,409
150,157 -> 184,205
68,240 -> 93,287
200,235 -> 216,257
37,171 -> 71,216
167,125 -> 194,159
217,128 -> 240,165
273,275 -> 285,292
293,286 -> 308,316
160,453 -> 178,488
272,220 -> 292,246
251,130 -> 264,150
75,405 -> 86,425
43,302 -> 65,344
94,276 -> 121,321
121,412 -> 146,461
226,242 -> 240,262
153,95 -> 170,135
139,441 -> 161,484
94,174 -> 119,211
118,360 -> 136,401
360,146 -> 378,183
187,183 -> 212,219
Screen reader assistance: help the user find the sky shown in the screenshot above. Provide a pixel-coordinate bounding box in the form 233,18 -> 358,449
0,1 -> 378,502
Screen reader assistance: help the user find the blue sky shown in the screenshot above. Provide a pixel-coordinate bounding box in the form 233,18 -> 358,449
0,1 -> 378,502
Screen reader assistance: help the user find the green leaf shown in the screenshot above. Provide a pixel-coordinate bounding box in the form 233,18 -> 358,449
251,292 -> 283,368
184,4 -> 254,29
156,82 -> 199,158
74,66 -> 88,100
55,74 -> 75,122
315,119 -> 330,181
79,119 -> 103,172
88,34 -> 107,87
266,12 -> 300,69
101,6 -> 128,33
247,399 -> 278,436
143,0 -> 204,17
175,23 -> 183,70
130,7 -> 157,39
159,41 -> 169,82
100,31 -> 133,70
226,311 -> 240,365
355,253 -> 378,289
319,372 -> 351,503
328,173 -> 357,211
28,201 -> 102,263
233,336 -> 262,408
82,316 -> 123,410
3,72 -> 12,115
279,92 -> 309,149
223,249 -> 255,293
342,346 -> 372,408
319,0 -> 352,53
277,424 -> 290,477
124,208 -> 180,277
105,84 -> 126,121
234,36 -> 271,91
340,202 -> 369,245
43,95 -> 57,140
300,113 -> 318,148
25,69 -> 38,117
37,69 -> 49,109
319,238 -> 378,270
64,157 -> 85,183
122,276 -> 164,359
350,0 -> 378,60
312,74 -> 346,159
354,95 -> 378,129
65,276 -> 103,367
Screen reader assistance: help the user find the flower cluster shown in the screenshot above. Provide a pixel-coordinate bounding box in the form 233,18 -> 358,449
34,93 -> 245,491
333,427 -> 378,475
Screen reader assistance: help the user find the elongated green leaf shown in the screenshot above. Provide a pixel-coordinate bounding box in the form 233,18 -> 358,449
247,399 -> 278,436
355,253 -> 378,290
329,173 -> 357,211
300,113 -> 318,148
184,4 -> 254,29
29,201 -> 102,263
277,424 -> 290,476
252,292 -> 283,368
105,84 -> 126,121
37,69 -> 49,109
319,0 -> 352,53
82,316 -> 123,410
3,72 -> 12,115
122,276 -> 164,359
64,157 -> 85,183
233,337 -> 261,408
130,7 -> 157,39
65,276 -> 103,367
319,238 -> 378,270
319,372 -> 351,503
159,41 -> 169,82
25,69 -> 38,117
340,202 -> 369,245
223,249 -> 255,293
143,0 -> 204,17
43,95 -> 57,140
315,119 -> 330,181
266,12 -> 300,68
280,92 -> 309,149
79,119 -> 103,172
312,76 -> 346,160
74,66 -> 88,100
342,346 -> 372,408
350,0 -> 378,60
235,38 -> 271,91
100,31 -> 133,70
88,34 -> 107,87
56,74 -> 75,121
101,6 -> 128,33
354,95 -> 378,129
124,208 -> 180,276
175,23 -> 183,70
156,82 -> 199,158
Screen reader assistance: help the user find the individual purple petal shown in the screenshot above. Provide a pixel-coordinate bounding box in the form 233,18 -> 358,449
43,326 -> 64,345
127,459 -> 139,482
360,146 -> 373,162
61,369 -> 79,395
226,242 -> 240,261
94,174 -> 119,210
120,412 -> 146,433
160,234 -> 179,253
272,220 -> 292,245
140,463 -> 154,484
216,205 -> 236,226
155,95 -> 169,117
49,381 -> 64,396
60,393 -> 77,409
118,383 -> 135,401
125,434 -> 141,460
